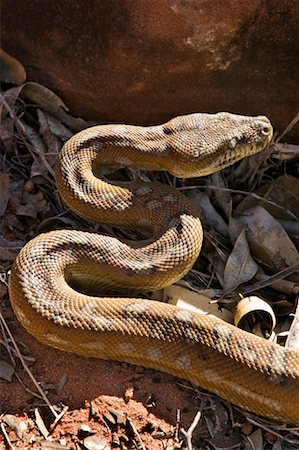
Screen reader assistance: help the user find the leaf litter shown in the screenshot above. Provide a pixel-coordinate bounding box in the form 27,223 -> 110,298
0,53 -> 299,449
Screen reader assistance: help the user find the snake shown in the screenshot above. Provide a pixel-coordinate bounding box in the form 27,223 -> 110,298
9,112 -> 299,424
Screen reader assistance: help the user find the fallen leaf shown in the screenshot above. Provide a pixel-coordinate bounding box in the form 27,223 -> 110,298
2,414 -> 27,438
223,228 -> 258,292
209,172 -> 232,219
0,359 -> 15,382
245,428 -> 263,450
35,407 -> 49,439
0,49 -> 26,85
236,175 -> 299,220
238,206 -> 299,271
273,143 -> 299,161
188,190 -> 229,237
0,237 -> 24,261
21,82 -> 87,131
0,173 -> 10,216
0,116 -> 15,153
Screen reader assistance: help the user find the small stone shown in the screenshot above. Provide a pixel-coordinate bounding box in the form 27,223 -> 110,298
103,411 -> 116,428
111,433 -> 120,447
108,408 -> 126,427
123,383 -> 134,403
83,435 -> 110,450
78,424 -> 96,439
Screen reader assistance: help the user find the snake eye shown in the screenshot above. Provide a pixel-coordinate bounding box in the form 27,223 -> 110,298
261,125 -> 271,135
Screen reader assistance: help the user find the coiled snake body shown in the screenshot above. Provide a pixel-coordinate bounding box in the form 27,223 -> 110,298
9,113 -> 299,424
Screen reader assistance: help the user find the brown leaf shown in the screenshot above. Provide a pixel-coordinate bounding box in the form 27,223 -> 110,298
238,206 -> 299,271
21,82 -> 87,131
0,82 -> 87,131
236,175 -> 299,220
0,237 -> 24,261
0,173 -> 10,216
0,116 -> 15,153
0,49 -> 26,85
188,190 -> 229,237
223,229 -> 258,292
38,108 -> 73,141
0,359 -> 15,382
273,143 -> 299,161
209,172 -> 232,219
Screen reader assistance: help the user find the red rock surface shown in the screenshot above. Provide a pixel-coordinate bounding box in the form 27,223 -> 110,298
2,0 -> 299,139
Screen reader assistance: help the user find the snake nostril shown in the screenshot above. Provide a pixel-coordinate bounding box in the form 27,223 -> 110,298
254,118 -> 272,136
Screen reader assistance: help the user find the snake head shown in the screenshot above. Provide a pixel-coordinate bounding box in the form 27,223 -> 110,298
166,112 -> 273,178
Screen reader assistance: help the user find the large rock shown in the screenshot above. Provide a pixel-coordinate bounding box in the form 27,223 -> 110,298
2,0 -> 299,139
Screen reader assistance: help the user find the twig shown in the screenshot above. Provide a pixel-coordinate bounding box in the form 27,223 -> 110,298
275,111 -> 299,143
0,311 -> 59,419
0,423 -> 16,450
50,405 -> 69,430
181,411 -> 202,450
245,416 -> 299,445
126,416 -> 146,450
178,185 -> 297,219
174,409 -> 181,444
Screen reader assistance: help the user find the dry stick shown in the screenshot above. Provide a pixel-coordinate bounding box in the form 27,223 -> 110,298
245,416 -> 299,445
0,311 -> 59,419
181,411 -> 202,450
275,111 -> 299,143
174,409 -> 181,444
126,416 -> 146,450
0,423 -> 16,450
178,185 -> 297,218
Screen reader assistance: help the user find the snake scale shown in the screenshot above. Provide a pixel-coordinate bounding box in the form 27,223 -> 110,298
9,112 -> 299,424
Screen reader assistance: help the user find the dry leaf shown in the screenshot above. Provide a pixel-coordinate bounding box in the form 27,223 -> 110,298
2,414 -> 27,438
0,82 -> 87,131
245,428 -> 263,450
236,175 -> 299,220
228,216 -> 243,243
209,172 -> 232,219
0,49 -> 26,85
35,407 -> 49,439
37,109 -> 62,166
0,116 -> 15,153
273,143 -> 299,161
238,206 -> 299,271
38,108 -> 73,141
0,237 -> 24,261
188,190 -> 229,237
223,229 -> 258,292
21,82 -> 87,131
0,173 -> 10,216
0,359 -> 15,382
